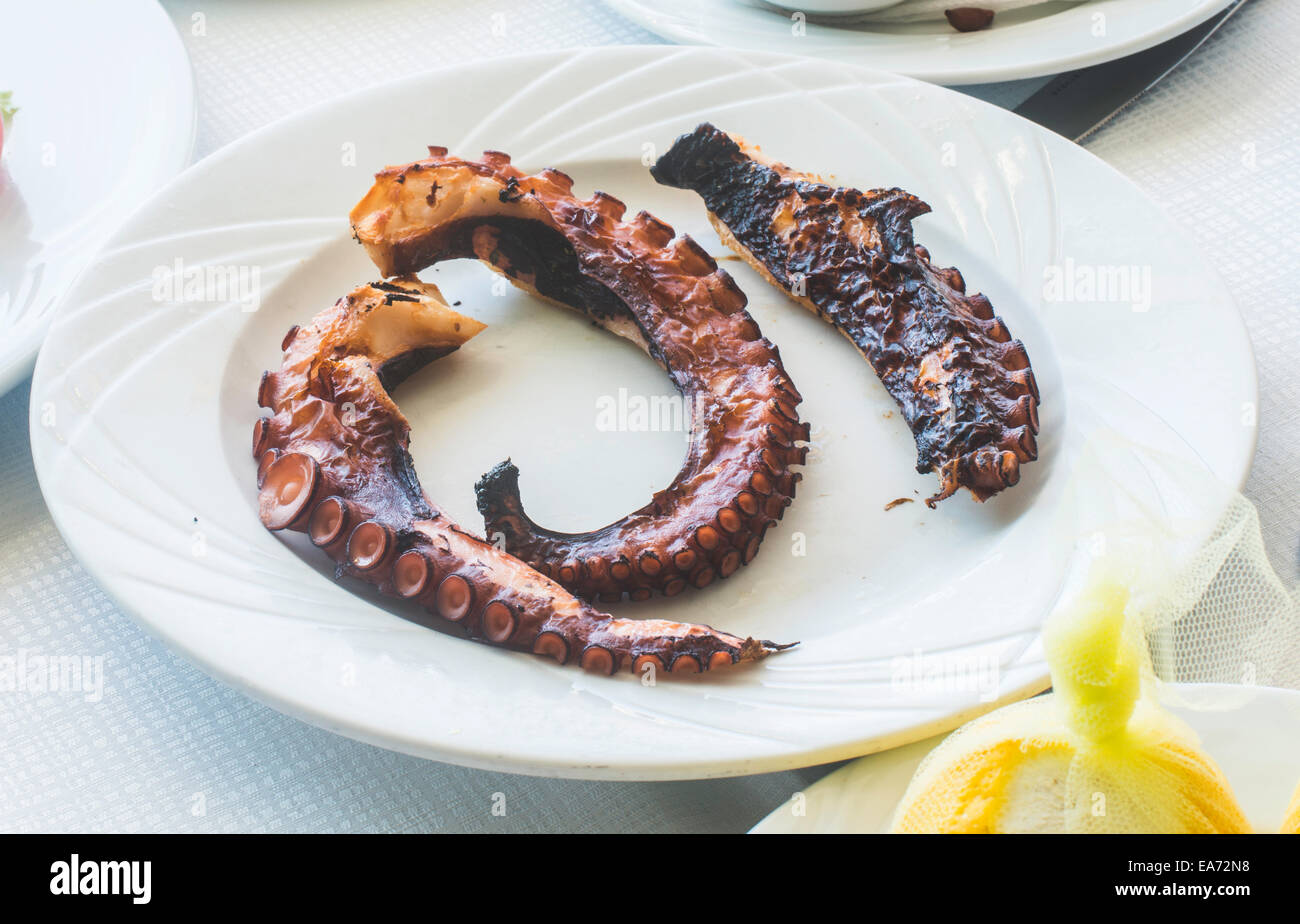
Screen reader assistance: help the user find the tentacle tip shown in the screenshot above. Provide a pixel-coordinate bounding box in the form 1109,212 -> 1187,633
743,638 -> 798,661
924,481 -> 957,509
475,457 -> 518,483
474,458 -> 523,512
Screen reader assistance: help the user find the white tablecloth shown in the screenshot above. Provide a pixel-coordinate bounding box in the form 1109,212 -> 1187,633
2,0 -> 1296,832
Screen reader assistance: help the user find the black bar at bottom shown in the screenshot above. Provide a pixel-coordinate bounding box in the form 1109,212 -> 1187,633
0,833 -> 1282,907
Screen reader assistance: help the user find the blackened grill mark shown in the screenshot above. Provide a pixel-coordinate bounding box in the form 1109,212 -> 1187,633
376,345 -> 458,392
392,443 -> 435,521
652,123 -> 1038,503
498,176 -> 523,203
478,218 -> 638,328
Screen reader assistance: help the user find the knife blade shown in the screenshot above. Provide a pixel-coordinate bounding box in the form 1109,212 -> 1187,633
1013,0 -> 1250,143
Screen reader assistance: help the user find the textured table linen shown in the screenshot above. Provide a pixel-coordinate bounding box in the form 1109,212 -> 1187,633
0,0 -> 1295,832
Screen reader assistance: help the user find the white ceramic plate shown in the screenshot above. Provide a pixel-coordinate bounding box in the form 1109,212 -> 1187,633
604,0 -> 1238,85
29,47 -> 1255,780
0,0 -> 195,395
751,683 -> 1300,832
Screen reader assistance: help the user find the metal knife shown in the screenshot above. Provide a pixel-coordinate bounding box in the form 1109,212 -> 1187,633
1013,0 -> 1250,143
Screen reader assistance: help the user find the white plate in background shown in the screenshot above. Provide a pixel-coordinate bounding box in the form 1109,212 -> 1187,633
0,0 -> 195,394
29,47 -> 1255,779
759,0 -> 902,17
604,0 -> 1238,85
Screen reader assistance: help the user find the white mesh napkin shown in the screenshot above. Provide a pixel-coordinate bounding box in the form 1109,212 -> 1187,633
1059,432 -> 1300,696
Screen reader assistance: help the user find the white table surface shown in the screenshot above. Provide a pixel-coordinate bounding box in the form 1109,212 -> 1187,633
1,0 -> 1296,832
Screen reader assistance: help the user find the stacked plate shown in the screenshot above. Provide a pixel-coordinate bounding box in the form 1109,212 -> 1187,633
602,0 -> 1239,84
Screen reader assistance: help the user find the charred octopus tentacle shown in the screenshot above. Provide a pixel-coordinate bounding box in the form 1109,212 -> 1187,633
254,279 -> 788,675
348,149 -> 809,601
652,124 -> 1040,506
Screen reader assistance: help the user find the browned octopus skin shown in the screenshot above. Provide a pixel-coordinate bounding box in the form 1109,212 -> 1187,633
651,124 -> 1040,507
253,278 -> 788,675
348,149 -> 810,602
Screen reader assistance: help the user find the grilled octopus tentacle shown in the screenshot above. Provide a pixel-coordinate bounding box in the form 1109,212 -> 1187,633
253,278 -> 788,675
348,149 -> 809,602
652,123 -> 1040,507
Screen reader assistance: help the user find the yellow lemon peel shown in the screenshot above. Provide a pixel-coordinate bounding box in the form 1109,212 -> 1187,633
891,568 -> 1251,833
1280,781 -> 1300,834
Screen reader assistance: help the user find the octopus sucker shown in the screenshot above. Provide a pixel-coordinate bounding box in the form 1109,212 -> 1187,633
651,123 -> 1041,507
254,278 -> 788,675
348,149 -> 811,599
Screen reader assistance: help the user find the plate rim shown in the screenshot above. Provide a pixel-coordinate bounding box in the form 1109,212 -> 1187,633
28,45 -> 1258,780
602,0 -> 1239,85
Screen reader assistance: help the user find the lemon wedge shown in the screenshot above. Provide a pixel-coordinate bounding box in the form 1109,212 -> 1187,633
891,572 -> 1251,833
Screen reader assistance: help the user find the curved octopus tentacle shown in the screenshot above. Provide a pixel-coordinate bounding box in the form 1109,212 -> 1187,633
652,123 -> 1041,507
253,278 -> 789,675
348,149 -> 810,602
